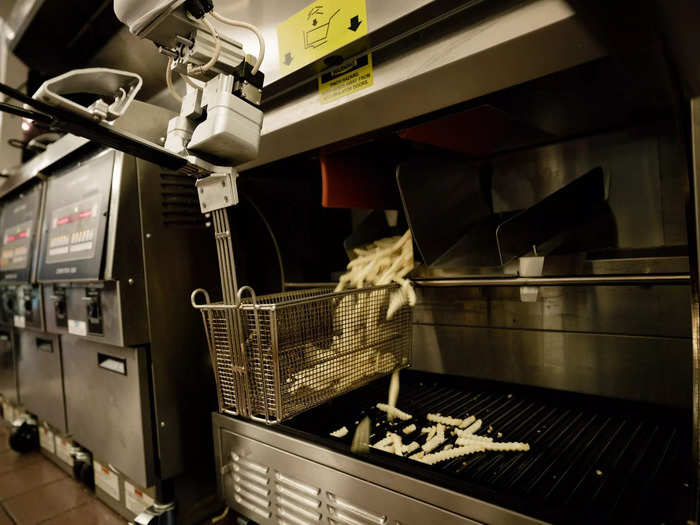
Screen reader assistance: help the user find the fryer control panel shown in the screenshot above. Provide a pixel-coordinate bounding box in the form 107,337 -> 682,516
45,197 -> 100,266
38,150 -> 114,282
0,184 -> 42,283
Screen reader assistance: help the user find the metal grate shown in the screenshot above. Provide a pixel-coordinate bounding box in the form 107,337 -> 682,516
286,371 -> 690,524
194,285 -> 412,423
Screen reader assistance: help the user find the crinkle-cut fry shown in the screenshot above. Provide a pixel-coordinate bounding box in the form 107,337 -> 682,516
427,414 -> 463,426
463,419 -> 482,435
387,370 -> 400,421
373,434 -> 393,449
421,444 -> 486,465
390,433 -> 403,456
421,426 -> 437,441
402,424 -> 416,435
376,403 -> 412,421
334,230 -> 415,320
330,426 -> 349,438
402,441 -> 420,454
422,433 -> 446,453
409,450 -> 425,460
483,441 -> 530,452
455,435 -> 493,445
459,415 -> 476,429
437,423 -> 445,437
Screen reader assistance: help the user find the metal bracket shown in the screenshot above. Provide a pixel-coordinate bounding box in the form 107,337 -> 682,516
519,249 -> 545,303
195,169 -> 239,213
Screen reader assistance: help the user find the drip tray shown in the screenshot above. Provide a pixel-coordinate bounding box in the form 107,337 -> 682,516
279,371 -> 691,524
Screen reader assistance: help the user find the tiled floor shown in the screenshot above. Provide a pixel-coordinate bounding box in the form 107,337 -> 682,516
0,426 -> 126,525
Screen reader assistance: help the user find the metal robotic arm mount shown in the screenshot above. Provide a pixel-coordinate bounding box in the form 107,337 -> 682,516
0,0 -> 265,214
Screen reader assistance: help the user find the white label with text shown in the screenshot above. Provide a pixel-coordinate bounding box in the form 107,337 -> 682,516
124,480 -> 154,514
68,319 -> 87,336
39,427 -> 55,453
94,460 -> 120,500
55,436 -> 74,466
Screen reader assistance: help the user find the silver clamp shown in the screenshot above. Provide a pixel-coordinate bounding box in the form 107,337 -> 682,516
518,246 -> 545,303
195,169 -> 239,213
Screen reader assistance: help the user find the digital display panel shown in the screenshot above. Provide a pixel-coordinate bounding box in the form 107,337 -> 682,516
0,183 -> 43,282
38,150 -> 115,282
45,196 -> 100,264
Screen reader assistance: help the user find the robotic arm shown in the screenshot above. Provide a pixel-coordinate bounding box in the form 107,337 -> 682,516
0,0 -> 266,214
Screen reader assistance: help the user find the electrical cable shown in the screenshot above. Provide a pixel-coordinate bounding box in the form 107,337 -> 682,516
187,13 -> 221,76
210,10 -> 265,74
179,73 -> 204,90
240,192 -> 286,291
166,57 -> 183,102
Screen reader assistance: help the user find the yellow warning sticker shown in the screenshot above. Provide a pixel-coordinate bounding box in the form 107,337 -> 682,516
277,0 -> 368,75
318,52 -> 373,104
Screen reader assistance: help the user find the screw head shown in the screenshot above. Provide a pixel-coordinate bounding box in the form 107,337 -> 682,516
146,233 -> 152,239
160,421 -> 166,428
128,278 -> 135,286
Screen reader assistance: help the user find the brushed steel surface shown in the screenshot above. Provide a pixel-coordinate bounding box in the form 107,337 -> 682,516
213,413 -> 543,525
414,274 -> 690,287
61,335 -> 153,487
490,128 -> 686,250
412,324 -> 690,407
237,0 -> 604,170
414,285 -> 691,338
16,329 -> 66,433
211,0 -> 436,87
136,157 -> 221,480
690,96 -> 700,521
0,328 -> 17,403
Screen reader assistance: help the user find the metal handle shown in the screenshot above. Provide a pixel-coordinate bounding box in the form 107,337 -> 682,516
33,68 -> 142,122
190,288 -> 211,309
237,286 -> 271,422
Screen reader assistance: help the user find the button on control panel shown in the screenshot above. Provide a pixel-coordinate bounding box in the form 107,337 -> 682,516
84,288 -> 103,335
51,287 -> 67,328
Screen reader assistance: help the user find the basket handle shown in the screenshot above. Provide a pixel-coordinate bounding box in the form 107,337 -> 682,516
236,285 -> 258,305
190,288 -> 212,309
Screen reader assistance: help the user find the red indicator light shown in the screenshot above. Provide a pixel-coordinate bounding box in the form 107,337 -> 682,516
78,209 -> 92,219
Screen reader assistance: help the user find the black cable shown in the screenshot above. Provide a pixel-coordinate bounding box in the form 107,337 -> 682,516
240,192 -> 286,291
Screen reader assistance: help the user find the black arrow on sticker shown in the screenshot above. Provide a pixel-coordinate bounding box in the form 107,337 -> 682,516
284,52 -> 293,65
348,15 -> 362,32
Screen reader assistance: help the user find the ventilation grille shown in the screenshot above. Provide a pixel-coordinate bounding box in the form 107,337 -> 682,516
228,448 -> 387,525
275,473 -> 323,523
160,173 -> 207,228
231,452 -> 272,520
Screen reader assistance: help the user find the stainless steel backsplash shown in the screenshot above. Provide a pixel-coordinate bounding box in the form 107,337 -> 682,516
412,285 -> 692,407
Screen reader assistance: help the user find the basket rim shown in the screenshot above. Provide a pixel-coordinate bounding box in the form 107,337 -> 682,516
239,283 -> 399,311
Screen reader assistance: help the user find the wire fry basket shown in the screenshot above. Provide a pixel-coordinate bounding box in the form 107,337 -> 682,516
192,284 -> 412,424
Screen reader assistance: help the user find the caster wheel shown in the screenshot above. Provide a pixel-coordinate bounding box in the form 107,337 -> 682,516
9,421 -> 38,453
72,450 -> 94,489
